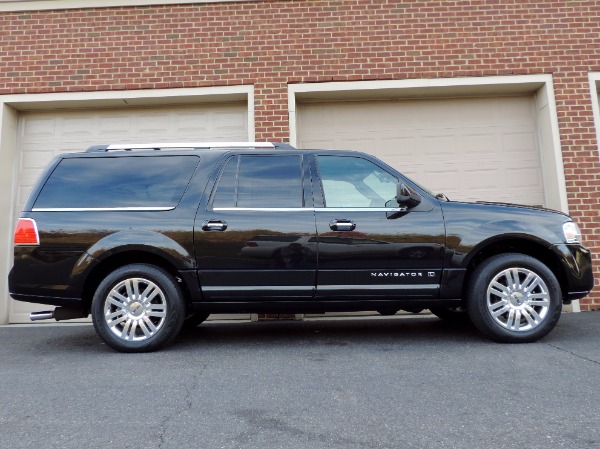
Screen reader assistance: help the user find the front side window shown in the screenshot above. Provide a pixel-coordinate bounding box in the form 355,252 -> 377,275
34,155 -> 199,209
212,155 -> 303,208
316,156 -> 397,207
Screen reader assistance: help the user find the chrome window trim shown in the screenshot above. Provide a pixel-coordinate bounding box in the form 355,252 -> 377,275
212,207 -> 312,212
31,206 -> 175,212
315,207 -> 406,212
211,207 -> 404,212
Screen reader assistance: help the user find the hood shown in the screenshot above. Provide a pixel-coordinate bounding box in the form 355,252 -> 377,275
447,199 -> 570,218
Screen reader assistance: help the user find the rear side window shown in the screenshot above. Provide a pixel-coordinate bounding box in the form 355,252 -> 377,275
212,155 -> 303,208
33,156 -> 199,209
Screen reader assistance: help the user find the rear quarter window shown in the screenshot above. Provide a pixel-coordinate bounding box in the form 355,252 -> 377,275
33,155 -> 199,209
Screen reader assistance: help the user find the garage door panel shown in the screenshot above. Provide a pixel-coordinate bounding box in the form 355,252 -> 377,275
330,106 -> 376,129
419,134 -> 457,157
177,110 -> 211,132
507,167 -> 543,188
10,102 -> 248,324
20,149 -> 54,169
302,138 -> 336,150
411,102 -> 462,125
457,102 -> 496,124
461,132 -> 501,156
135,111 -> 174,134
503,131 -> 537,153
499,98 -> 534,122
60,116 -> 96,138
214,108 -> 247,123
21,116 -> 56,138
98,114 -> 134,135
463,167 -> 504,188
17,180 -> 38,206
298,96 -> 543,206
423,170 -> 458,191
336,136 -> 377,150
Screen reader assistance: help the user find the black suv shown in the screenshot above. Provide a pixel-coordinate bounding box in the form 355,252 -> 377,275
9,142 -> 594,352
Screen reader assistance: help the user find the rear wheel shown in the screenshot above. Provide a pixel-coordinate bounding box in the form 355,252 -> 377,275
466,253 -> 562,343
91,264 -> 185,352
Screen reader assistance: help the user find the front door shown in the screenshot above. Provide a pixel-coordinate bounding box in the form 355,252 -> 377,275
312,154 -> 445,299
195,153 -> 317,300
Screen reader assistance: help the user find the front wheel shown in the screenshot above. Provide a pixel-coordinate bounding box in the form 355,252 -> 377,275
466,253 -> 562,343
91,264 -> 186,352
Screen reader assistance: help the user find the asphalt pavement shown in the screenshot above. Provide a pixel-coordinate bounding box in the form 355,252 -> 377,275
1,311 -> 599,449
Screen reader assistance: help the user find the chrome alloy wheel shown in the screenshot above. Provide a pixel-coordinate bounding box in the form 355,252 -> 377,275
103,277 -> 167,341
486,267 -> 550,332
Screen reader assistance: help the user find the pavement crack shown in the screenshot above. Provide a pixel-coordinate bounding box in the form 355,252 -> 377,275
233,408 -> 400,449
546,343 -> 600,367
157,363 -> 206,449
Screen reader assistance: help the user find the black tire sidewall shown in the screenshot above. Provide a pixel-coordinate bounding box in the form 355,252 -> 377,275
182,312 -> 211,329
91,264 -> 185,352
466,253 -> 562,343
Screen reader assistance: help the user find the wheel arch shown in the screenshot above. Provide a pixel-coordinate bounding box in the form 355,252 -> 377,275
81,250 -> 194,311
462,238 -> 568,301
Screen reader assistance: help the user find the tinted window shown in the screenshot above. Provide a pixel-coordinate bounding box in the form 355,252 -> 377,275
317,156 -> 397,207
212,155 -> 303,208
212,157 -> 238,208
34,156 -> 199,209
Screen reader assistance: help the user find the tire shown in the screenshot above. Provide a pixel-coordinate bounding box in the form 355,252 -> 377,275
429,306 -> 469,322
182,312 -> 210,329
91,264 -> 186,352
466,253 -> 562,343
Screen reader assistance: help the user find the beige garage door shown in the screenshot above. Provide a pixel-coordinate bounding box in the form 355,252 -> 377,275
298,96 -> 544,206
10,103 -> 248,323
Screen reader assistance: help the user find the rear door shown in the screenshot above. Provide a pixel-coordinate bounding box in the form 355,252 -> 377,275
312,153 -> 446,299
195,153 -> 317,300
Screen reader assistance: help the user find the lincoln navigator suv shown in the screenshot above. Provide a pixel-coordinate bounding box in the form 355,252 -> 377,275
8,142 -> 594,352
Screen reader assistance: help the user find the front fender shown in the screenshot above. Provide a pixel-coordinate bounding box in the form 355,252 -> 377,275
446,218 -> 564,269
441,202 -> 570,270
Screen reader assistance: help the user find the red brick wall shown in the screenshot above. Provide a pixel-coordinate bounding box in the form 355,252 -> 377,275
1,0 -> 599,309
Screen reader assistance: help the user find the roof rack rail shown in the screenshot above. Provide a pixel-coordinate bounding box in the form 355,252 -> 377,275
85,142 -> 296,152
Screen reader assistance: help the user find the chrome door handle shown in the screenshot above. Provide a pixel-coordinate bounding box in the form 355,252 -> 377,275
329,219 -> 356,231
202,220 -> 228,231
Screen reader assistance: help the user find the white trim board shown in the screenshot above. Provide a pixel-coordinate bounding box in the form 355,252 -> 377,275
0,0 -> 260,12
588,72 -> 600,159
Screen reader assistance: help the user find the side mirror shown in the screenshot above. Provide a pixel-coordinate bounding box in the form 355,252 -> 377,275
396,183 -> 421,209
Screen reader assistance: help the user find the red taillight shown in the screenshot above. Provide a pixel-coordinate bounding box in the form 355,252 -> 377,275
14,218 -> 40,246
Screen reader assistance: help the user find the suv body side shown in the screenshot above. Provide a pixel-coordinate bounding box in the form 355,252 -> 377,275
8,147 -> 593,321
9,144 -> 594,351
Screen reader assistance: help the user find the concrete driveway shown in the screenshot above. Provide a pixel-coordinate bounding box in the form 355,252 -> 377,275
1,311 -> 599,449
